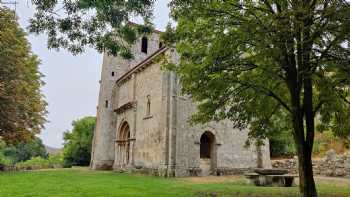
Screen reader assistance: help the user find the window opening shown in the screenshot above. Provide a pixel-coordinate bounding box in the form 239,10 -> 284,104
141,37 -> 148,53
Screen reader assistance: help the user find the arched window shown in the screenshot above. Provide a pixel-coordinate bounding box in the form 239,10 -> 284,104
141,37 -> 148,54
146,95 -> 151,116
159,41 -> 163,48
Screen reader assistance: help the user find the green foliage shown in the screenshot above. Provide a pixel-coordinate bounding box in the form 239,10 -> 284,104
166,1 -> 350,140
0,155 -> 12,167
63,116 -> 96,167
15,154 -> 63,171
29,0 -> 155,57
269,130 -> 296,158
0,138 -> 5,149
15,157 -> 50,170
3,137 -> 48,164
0,139 -> 12,169
0,155 -> 12,171
0,6 -> 47,144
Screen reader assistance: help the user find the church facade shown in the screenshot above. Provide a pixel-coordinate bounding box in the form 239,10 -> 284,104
90,30 -> 271,177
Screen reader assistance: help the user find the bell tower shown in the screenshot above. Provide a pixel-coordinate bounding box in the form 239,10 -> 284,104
91,28 -> 162,170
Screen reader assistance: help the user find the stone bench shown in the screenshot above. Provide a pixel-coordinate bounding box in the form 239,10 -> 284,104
245,173 -> 298,187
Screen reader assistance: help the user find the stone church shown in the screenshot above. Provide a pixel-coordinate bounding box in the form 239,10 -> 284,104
90,27 -> 271,177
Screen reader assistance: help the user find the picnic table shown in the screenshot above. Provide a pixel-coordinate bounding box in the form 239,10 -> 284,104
245,169 -> 298,187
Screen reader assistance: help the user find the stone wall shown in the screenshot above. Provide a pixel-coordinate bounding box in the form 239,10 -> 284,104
272,150 -> 350,177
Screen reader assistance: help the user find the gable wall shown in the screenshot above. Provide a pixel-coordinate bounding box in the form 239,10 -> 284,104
133,62 -> 166,168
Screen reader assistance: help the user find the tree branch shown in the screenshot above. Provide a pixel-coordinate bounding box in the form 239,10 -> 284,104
233,80 -> 292,113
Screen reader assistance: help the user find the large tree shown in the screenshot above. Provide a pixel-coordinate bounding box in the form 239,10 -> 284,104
63,116 -> 95,167
0,6 -> 47,144
29,0 -> 155,58
165,1 -> 350,197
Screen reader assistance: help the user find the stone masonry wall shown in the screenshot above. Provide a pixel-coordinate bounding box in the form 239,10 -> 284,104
272,149 -> 350,177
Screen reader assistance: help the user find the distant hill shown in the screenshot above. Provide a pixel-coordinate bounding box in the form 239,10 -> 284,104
45,145 -> 62,155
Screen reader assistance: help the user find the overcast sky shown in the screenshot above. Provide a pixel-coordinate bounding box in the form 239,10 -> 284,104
14,1 -> 170,148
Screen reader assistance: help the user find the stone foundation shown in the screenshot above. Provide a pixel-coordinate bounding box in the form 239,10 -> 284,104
112,165 -> 252,177
216,168 -> 251,176
272,150 -> 350,177
130,167 -> 168,177
90,160 -> 114,170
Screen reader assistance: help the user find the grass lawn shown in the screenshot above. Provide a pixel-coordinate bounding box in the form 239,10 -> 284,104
0,168 -> 349,197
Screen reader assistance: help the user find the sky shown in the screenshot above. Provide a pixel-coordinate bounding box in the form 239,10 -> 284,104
13,1 -> 171,148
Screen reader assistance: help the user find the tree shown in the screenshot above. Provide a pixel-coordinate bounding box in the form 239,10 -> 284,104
3,137 -> 48,164
0,6 -> 47,144
63,117 -> 95,167
29,0 -> 155,58
165,1 -> 350,197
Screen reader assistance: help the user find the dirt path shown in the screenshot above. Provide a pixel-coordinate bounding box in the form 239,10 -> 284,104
177,175 -> 350,186
177,175 -> 245,184
314,176 -> 350,187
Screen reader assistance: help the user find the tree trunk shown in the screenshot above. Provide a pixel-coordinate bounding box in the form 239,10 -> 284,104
290,87 -> 318,197
297,142 -> 318,197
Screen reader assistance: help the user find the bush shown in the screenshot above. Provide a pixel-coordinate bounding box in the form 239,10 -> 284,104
0,139 -> 13,171
0,154 -> 12,171
3,137 -> 48,164
15,157 -> 49,170
47,154 -> 64,168
15,154 -> 63,171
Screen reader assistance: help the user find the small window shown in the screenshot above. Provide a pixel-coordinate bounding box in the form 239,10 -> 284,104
111,72 -> 115,77
159,42 -> 163,48
141,37 -> 148,54
105,100 -> 108,108
146,95 -> 151,116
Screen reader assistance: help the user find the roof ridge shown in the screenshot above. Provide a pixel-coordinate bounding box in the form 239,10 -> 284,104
116,46 -> 169,84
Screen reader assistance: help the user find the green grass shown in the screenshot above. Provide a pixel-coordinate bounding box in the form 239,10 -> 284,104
0,168 -> 349,197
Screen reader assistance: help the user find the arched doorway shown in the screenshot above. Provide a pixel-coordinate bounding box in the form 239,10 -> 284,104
199,131 -> 216,176
117,121 -> 131,167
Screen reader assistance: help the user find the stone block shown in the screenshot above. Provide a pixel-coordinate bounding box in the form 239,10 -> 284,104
326,149 -> 337,161
334,168 -> 346,177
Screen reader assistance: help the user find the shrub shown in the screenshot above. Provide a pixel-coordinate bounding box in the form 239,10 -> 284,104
15,157 -> 49,170
3,137 -> 48,164
47,154 -> 64,168
0,154 -> 12,171
0,139 -> 13,171
15,154 -> 63,171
